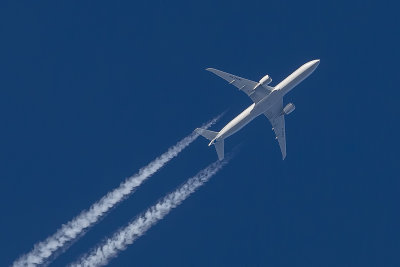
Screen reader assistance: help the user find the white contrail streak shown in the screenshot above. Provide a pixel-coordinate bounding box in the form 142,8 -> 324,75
13,116 -> 221,267
70,159 -> 228,267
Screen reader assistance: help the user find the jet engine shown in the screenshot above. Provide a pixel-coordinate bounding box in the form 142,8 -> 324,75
283,103 -> 295,115
259,75 -> 272,86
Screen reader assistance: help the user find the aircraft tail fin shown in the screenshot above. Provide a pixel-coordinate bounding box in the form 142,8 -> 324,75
195,128 -> 218,141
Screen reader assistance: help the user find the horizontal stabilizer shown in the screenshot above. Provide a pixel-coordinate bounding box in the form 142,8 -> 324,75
195,128 -> 218,141
196,128 -> 224,160
214,140 -> 224,160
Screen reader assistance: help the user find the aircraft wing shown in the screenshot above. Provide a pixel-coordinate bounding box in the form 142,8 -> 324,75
264,98 -> 286,159
206,68 -> 271,103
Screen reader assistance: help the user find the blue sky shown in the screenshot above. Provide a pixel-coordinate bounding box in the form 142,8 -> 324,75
1,0 -> 399,266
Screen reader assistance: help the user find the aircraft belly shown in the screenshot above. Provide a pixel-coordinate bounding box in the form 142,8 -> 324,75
219,92 -> 281,141
276,60 -> 319,95
225,115 -> 253,137
279,71 -> 309,94
218,104 -> 256,140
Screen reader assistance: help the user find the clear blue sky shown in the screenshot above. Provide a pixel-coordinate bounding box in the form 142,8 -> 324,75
1,0 -> 399,266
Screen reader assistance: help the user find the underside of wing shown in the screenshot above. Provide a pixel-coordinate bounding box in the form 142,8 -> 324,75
270,115 -> 286,159
264,98 -> 287,159
206,68 -> 271,103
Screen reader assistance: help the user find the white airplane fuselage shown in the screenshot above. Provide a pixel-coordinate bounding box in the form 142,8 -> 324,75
209,60 -> 320,146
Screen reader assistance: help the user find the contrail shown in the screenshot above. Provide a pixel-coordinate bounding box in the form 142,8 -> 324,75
13,116 -> 221,267
70,158 -> 229,267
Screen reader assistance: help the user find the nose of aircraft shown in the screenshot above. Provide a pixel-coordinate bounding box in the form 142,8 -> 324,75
311,59 -> 320,66
306,59 -> 320,72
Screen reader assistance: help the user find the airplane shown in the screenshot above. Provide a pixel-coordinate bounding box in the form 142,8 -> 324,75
196,59 -> 320,160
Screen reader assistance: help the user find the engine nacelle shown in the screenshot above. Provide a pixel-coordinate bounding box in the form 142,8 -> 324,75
283,103 -> 295,115
259,75 -> 272,86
